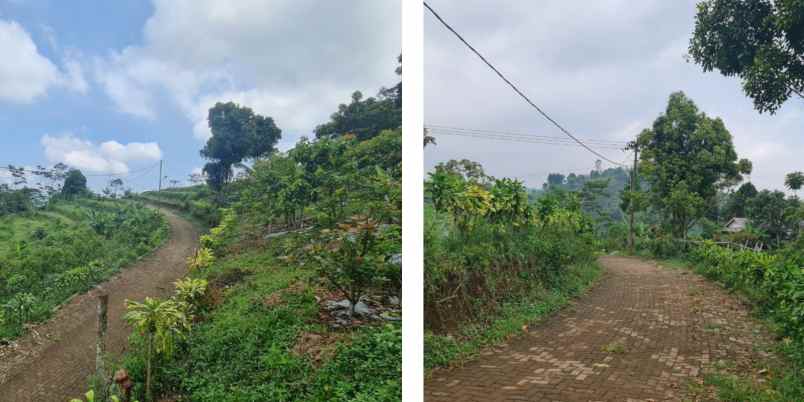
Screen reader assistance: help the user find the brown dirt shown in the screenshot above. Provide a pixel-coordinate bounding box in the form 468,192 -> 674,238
425,256 -> 778,402
0,207 -> 199,402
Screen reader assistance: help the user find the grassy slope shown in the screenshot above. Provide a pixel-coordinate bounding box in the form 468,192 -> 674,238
424,260 -> 602,371
0,198 -> 169,339
125,230 -> 401,402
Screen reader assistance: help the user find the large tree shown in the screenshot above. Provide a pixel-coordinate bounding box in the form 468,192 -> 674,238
638,92 -> 745,238
61,169 -> 88,198
689,0 -> 804,113
200,102 -> 281,190
747,189 -> 800,246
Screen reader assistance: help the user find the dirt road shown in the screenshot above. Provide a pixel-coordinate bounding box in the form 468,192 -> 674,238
0,208 -> 199,402
425,256 -> 776,401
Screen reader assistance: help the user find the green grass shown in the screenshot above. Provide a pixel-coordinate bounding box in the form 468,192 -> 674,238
424,260 -> 602,371
125,234 -> 401,402
0,198 -> 169,339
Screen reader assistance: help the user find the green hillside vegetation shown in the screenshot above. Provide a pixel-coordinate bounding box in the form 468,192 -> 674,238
0,196 -> 168,339
107,58 -> 402,402
423,166 -> 601,369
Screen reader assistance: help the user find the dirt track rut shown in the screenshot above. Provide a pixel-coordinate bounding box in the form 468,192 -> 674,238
0,208 -> 199,402
425,256 -> 776,401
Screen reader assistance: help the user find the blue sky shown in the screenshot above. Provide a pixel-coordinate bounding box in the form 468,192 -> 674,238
0,1 -> 400,191
425,0 -> 804,194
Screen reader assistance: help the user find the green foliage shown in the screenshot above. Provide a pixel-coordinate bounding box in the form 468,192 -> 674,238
638,92 -> 744,238
201,102 -> 282,190
306,216 -> 400,310
689,0 -> 804,113
747,189 -> 800,246
785,171 -> 804,193
424,165 -> 598,366
187,248 -> 215,271
0,199 -> 168,340
62,169 -> 88,198
311,324 -> 401,401
314,90 -> 401,141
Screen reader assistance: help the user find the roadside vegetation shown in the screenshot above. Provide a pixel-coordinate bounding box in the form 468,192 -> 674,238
423,163 -> 601,369
86,56 -> 403,402
0,171 -> 168,340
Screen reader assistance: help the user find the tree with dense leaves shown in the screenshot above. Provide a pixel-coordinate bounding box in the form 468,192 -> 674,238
689,0 -> 804,113
314,90 -> 402,141
638,92 -> 744,238
315,55 -> 402,141
61,169 -> 88,198
747,189 -> 799,246
725,181 -> 759,218
435,159 -> 491,185
545,173 -> 566,190
200,102 -> 282,190
785,171 -> 804,196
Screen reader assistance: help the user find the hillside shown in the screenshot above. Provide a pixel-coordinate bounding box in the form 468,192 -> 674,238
0,197 -> 168,340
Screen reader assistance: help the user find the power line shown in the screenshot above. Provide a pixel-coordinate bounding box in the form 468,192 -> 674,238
423,1 -> 627,167
427,124 -> 629,146
428,130 -> 628,150
426,125 -> 629,148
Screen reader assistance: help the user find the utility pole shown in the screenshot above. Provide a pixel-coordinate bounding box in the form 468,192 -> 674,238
627,140 -> 639,253
158,160 -> 163,191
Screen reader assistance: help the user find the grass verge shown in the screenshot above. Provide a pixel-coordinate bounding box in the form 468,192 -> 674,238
424,259 -> 602,371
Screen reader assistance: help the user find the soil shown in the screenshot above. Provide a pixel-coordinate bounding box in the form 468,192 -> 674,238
0,207 -> 200,402
425,256 -> 778,401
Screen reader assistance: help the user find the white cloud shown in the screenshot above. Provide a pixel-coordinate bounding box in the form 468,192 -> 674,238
94,0 -> 399,141
41,133 -> 162,175
0,19 -> 88,103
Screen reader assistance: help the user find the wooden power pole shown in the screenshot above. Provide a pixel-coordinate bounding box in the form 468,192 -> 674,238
627,140 -> 639,253
158,160 -> 163,191
96,292 -> 109,399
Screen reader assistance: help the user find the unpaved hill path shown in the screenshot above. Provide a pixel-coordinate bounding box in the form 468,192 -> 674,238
425,256 -> 776,402
0,208 -> 199,402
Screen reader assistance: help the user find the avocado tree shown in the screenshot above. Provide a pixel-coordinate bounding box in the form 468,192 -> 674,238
638,92 -> 745,239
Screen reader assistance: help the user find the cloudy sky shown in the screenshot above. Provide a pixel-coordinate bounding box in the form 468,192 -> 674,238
424,0 -> 803,193
0,0 -> 399,190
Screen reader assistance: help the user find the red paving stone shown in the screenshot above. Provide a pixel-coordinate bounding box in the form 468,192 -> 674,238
425,256 -> 775,402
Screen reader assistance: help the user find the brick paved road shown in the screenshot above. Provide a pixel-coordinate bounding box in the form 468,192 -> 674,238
425,256 -> 775,402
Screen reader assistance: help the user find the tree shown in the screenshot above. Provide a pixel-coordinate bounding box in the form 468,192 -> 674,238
785,171 -> 804,196
638,92 -> 744,238
545,173 -> 566,190
315,55 -> 402,141
61,169 -> 88,198
689,0 -> 804,113
725,181 -> 758,218
200,102 -> 282,190
435,159 -> 491,184
314,90 -> 402,141
747,189 -> 799,246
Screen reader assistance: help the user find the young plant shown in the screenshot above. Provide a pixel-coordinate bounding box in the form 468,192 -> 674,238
124,298 -> 190,402
174,278 -> 208,316
186,247 -> 215,271
307,215 -> 393,314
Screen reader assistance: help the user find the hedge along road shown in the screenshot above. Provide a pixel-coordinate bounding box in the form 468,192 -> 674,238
0,207 -> 200,402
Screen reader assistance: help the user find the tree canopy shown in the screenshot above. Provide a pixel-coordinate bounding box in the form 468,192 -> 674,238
201,102 -> 282,190
638,92 -> 745,238
61,169 -> 88,198
689,0 -> 804,113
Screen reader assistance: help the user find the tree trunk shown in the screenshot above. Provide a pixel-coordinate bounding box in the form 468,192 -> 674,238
146,333 -> 153,402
